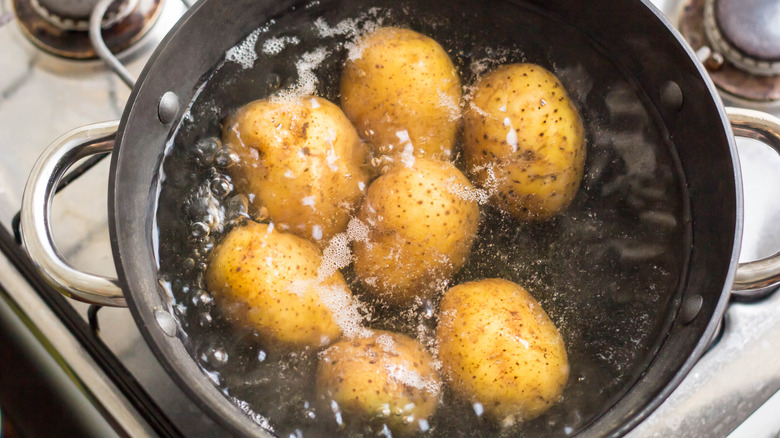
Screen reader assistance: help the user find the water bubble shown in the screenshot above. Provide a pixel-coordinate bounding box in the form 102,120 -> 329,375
266,73 -> 281,91
258,350 -> 267,362
226,194 -> 250,223
183,257 -> 196,271
192,288 -> 214,307
202,345 -> 229,369
198,312 -> 213,327
210,175 -> 233,198
191,221 -> 210,239
191,137 -> 221,165
214,147 -> 240,168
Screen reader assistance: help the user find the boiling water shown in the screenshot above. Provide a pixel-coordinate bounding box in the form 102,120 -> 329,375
155,0 -> 689,436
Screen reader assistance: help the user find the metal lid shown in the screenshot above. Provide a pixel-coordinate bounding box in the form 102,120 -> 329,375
704,0 -> 780,76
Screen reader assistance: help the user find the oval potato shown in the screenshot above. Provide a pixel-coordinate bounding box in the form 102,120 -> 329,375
436,278 -> 569,423
463,63 -> 586,220
222,96 -> 370,245
353,157 -> 480,306
316,330 -> 441,434
341,27 -> 461,161
205,221 -> 351,350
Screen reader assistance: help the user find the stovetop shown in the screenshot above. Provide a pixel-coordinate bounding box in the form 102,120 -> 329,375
2,0 -> 780,436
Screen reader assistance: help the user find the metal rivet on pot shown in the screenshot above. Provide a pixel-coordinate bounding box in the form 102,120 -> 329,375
154,308 -> 177,337
158,91 -> 180,124
680,294 -> 703,325
660,81 -> 684,112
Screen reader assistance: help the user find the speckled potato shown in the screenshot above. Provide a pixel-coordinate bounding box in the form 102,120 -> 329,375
463,63 -> 586,220
205,221 -> 350,350
436,278 -> 569,423
222,96 -> 370,245
341,27 -> 461,161
316,330 -> 441,434
353,157 -> 480,306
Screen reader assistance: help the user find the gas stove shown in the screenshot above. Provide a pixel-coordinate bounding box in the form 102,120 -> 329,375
1,0 -> 780,436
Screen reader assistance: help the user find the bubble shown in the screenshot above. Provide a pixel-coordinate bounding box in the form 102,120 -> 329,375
225,194 -> 250,223
191,221 -> 210,240
214,147 -> 240,168
191,137 -> 221,166
262,36 -> 300,55
202,345 -> 229,369
226,28 -> 261,70
192,288 -> 213,307
198,312 -> 213,327
210,175 -> 233,198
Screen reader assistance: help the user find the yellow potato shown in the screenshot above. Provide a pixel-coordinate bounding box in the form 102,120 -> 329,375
463,63 -> 586,220
205,221 -> 350,350
316,330 -> 441,434
436,278 -> 569,423
341,27 -> 461,161
222,96 -> 370,245
353,157 -> 480,306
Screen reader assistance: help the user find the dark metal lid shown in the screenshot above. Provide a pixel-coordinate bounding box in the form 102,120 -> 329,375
705,0 -> 780,76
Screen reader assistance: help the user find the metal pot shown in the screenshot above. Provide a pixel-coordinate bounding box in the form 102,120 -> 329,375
18,0 -> 780,436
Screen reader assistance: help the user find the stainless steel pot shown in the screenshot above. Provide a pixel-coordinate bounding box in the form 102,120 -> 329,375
18,0 -> 780,435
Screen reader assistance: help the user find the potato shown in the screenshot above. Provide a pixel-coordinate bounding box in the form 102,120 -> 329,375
316,330 -> 441,434
205,221 -> 354,350
222,96 -> 370,245
463,63 -> 586,220
341,27 -> 461,161
353,157 -> 480,306
436,278 -> 569,423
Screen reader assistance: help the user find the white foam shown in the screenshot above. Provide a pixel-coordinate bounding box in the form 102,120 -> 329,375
226,28 -> 261,70
272,48 -> 329,102
438,90 -> 461,122
444,176 -> 490,205
346,217 -> 370,242
385,363 -> 440,395
262,36 -> 300,55
469,102 -> 489,118
317,283 -> 372,339
400,143 -> 416,168
375,333 -> 397,353
318,232 -> 352,280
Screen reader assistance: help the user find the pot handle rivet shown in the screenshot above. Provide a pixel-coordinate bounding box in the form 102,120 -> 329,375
680,294 -> 703,325
158,91 -> 180,124
154,309 -> 177,337
660,81 -> 684,112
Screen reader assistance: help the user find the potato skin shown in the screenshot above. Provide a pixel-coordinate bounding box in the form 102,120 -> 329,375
205,221 -> 346,350
353,157 -> 480,306
436,278 -> 569,423
222,96 -> 370,245
316,330 -> 441,434
463,63 -> 586,220
341,27 -> 461,161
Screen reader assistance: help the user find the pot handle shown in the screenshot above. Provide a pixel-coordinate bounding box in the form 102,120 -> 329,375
728,108 -> 780,294
20,121 -> 127,307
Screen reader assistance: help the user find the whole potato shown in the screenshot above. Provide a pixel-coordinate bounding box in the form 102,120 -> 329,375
205,221 -> 353,350
463,63 -> 586,220
222,96 -> 370,245
316,330 -> 441,434
436,278 -> 569,423
353,157 -> 480,306
341,27 -> 461,161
